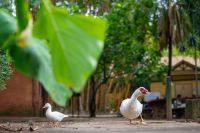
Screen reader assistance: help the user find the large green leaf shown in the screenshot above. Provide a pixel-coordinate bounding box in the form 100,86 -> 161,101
0,9 -> 71,106
0,10 -> 17,49
10,37 -> 72,106
15,0 -> 30,32
34,0 -> 107,91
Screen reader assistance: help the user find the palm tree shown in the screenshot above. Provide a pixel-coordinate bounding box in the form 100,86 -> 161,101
178,0 -> 200,97
158,0 -> 191,120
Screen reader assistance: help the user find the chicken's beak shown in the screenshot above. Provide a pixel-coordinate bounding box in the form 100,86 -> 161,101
43,106 -> 46,109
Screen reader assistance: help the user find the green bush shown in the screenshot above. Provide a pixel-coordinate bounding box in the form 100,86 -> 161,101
0,49 -> 12,90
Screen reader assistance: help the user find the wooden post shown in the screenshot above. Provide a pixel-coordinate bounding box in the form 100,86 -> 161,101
166,76 -> 172,120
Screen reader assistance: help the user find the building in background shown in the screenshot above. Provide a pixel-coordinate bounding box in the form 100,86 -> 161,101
151,56 -> 200,99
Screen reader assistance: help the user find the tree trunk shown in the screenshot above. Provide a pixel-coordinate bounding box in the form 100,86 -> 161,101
89,92 -> 96,117
194,41 -> 199,97
166,2 -> 172,120
89,75 -> 97,117
168,35 -> 172,76
41,85 -> 48,116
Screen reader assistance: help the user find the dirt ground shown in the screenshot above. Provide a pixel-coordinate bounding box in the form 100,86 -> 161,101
0,117 -> 200,133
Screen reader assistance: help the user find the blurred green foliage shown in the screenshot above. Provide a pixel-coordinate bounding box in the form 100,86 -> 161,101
0,50 -> 12,90
0,0 -> 107,106
97,0 -> 167,89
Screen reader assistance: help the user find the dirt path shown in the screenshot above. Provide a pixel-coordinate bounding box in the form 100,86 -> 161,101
1,117 -> 200,133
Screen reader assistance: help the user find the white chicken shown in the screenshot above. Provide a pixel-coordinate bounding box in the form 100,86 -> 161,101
120,87 -> 150,124
43,103 -> 68,126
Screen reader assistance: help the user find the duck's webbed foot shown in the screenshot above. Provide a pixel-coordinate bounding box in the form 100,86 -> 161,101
129,119 -> 140,125
53,122 -> 61,127
139,114 -> 147,124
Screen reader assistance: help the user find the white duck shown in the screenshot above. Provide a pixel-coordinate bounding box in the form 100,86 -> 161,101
120,87 -> 150,124
43,103 -> 68,125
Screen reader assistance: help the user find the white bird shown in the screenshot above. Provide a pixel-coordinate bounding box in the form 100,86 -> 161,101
120,87 -> 150,124
43,103 -> 68,126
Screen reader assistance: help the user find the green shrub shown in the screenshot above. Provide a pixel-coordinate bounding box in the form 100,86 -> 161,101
0,49 -> 12,90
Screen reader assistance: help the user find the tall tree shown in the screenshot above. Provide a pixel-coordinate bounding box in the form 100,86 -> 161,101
88,0 -> 167,117
158,0 -> 191,119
